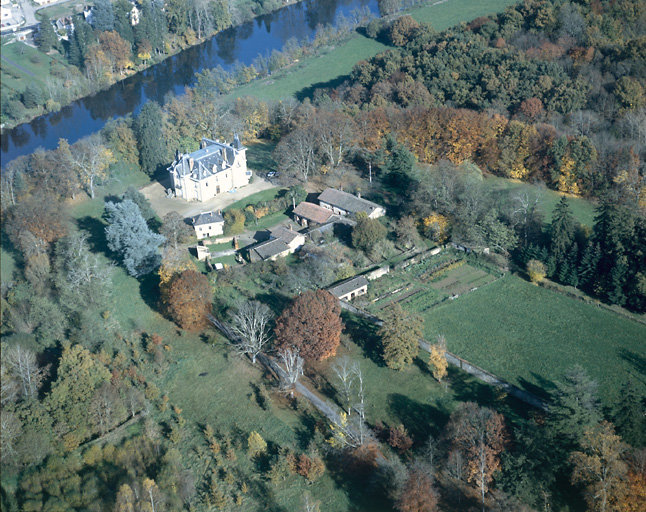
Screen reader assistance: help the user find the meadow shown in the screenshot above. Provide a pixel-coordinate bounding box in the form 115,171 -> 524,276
419,274 -> 646,405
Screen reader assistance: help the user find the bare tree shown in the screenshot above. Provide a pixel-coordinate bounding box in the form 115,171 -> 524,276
315,108 -> 356,168
230,301 -> 273,364
332,357 -> 356,415
302,492 -> 321,512
68,135 -> 114,199
352,363 -> 368,446
277,346 -> 303,396
0,411 -> 22,463
124,384 -> 145,418
3,345 -> 45,400
274,126 -> 319,182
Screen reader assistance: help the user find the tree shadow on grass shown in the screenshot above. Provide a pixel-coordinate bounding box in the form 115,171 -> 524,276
1,228 -> 22,277
246,477 -> 287,512
341,312 -> 382,365
518,372 -> 556,403
619,348 -> 646,380
76,215 -> 110,257
295,73 -> 350,102
138,271 -> 161,317
387,393 -> 448,443
255,291 -> 292,316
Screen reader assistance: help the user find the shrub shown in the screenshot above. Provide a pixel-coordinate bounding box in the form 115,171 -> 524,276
247,431 -> 267,458
527,259 -> 546,284
388,424 -> 413,453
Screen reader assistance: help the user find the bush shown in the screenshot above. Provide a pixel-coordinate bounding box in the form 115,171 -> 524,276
527,259 -> 546,284
224,209 -> 245,235
388,424 -> 413,453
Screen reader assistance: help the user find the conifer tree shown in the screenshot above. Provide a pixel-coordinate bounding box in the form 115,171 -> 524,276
134,101 -> 166,176
93,0 -> 115,31
37,19 -> 57,53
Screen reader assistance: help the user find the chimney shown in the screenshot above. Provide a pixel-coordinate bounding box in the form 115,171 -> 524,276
201,139 -> 207,149
189,158 -> 194,171
357,192 -> 361,198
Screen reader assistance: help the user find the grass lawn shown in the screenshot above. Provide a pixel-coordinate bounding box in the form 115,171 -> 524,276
483,175 -> 597,227
36,1 -> 88,21
409,0 -> 519,26
0,42 -> 71,96
246,140 -> 277,172
419,274 -> 646,405
315,313 -> 530,445
223,187 -> 284,212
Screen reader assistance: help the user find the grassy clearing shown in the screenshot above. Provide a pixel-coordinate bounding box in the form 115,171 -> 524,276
483,175 -> 597,227
246,140 -> 277,172
225,35 -> 389,102
419,274 -> 646,405
223,187 -> 284,212
410,0 -> 518,26
315,313 -> 530,445
36,1 -> 88,21
0,42 -> 71,96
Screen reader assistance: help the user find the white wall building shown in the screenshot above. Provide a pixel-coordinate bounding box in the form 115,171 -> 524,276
169,136 -> 251,202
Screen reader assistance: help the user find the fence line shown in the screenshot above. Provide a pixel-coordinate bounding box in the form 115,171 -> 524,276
339,301 -> 548,410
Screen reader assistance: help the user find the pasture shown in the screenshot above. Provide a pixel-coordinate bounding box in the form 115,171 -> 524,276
420,274 -> 646,405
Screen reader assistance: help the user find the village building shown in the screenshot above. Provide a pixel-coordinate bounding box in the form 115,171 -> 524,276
318,188 -> 385,219
191,211 -> 224,240
168,136 -> 251,202
247,226 -> 305,262
292,201 -> 335,227
328,275 -> 369,301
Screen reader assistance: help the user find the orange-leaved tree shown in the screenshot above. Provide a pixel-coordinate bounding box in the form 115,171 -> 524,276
396,466 -> 438,512
446,402 -> 506,511
274,290 -> 342,362
164,270 -> 212,331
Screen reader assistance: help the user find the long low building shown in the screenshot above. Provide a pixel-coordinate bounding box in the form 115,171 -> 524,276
328,275 -> 369,301
318,188 -> 385,219
247,226 -> 305,262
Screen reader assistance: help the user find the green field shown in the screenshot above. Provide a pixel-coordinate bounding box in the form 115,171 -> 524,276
483,175 -> 597,227
419,274 -> 646,405
225,0 -> 519,102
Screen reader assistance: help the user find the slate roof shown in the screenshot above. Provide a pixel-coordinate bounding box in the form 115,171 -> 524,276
293,202 -> 334,224
250,239 -> 290,260
318,188 -> 383,216
192,211 -> 224,226
269,226 -> 301,245
328,275 -> 369,298
172,138 -> 241,180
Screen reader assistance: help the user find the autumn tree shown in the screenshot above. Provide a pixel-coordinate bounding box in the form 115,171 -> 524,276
274,290 -> 343,362
5,194 -> 69,247
394,216 -> 422,249
429,334 -> 448,384
570,421 -> 628,512
164,270 -> 212,331
526,259 -> 546,284
98,30 -> 133,75
229,300 -> 273,364
396,466 -> 438,512
379,304 -> 422,370
247,431 -> 267,458
446,402 -> 506,511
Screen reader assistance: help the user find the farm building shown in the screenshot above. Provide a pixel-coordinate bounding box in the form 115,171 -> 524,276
247,226 -> 305,262
191,211 -> 224,240
318,188 -> 385,219
328,275 -> 369,301
292,201 -> 335,227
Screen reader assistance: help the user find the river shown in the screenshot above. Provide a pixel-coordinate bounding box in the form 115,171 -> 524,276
1,0 -> 379,164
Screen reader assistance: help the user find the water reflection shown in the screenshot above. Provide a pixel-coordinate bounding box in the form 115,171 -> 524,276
1,0 -> 378,163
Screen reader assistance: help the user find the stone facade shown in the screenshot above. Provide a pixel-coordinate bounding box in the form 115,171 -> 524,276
169,136 -> 251,202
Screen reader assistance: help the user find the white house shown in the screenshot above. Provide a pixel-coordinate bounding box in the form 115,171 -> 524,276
318,188 -> 385,219
169,136 -> 251,202
191,211 -> 225,240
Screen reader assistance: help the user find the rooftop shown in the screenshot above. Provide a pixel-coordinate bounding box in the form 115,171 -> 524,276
293,201 -> 334,224
171,137 -> 244,180
250,239 -> 291,260
192,211 -> 224,226
318,188 -> 383,216
328,275 -> 369,298
269,226 -> 302,245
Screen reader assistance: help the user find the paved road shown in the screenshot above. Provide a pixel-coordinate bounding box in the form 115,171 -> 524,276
1,55 -> 36,76
17,0 -> 37,26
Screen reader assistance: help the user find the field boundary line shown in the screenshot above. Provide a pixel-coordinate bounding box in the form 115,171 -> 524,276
338,299 -> 548,410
